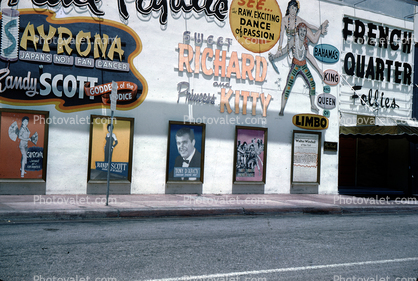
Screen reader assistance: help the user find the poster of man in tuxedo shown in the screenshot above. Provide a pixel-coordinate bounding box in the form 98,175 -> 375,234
166,121 -> 205,183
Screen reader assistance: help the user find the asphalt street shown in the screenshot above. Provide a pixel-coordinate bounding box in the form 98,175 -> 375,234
1,214 -> 418,281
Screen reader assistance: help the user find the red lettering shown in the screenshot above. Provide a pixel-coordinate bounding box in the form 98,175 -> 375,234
256,0 -> 266,10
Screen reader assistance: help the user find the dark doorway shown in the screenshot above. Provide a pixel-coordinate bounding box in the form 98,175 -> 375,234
339,136 -> 410,194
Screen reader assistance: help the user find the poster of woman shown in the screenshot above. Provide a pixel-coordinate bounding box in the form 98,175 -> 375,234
88,115 -> 134,182
233,126 -> 268,184
0,109 -> 48,180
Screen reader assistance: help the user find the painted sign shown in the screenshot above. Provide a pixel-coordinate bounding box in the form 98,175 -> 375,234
8,0 -> 229,26
317,93 -> 336,110
0,9 -> 147,112
292,114 -> 329,130
342,16 -> 412,85
313,44 -> 339,64
229,0 -> 282,53
178,31 -> 272,116
177,82 -> 216,105
353,89 -> 400,109
323,69 -> 340,86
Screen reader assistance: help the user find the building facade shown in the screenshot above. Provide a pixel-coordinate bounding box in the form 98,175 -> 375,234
0,0 -> 414,195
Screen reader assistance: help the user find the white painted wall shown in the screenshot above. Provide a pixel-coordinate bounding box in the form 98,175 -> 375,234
0,0 -> 412,195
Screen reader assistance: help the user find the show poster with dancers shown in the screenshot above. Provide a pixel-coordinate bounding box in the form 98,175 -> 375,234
0,109 -> 48,180
87,115 -> 134,182
234,126 -> 267,183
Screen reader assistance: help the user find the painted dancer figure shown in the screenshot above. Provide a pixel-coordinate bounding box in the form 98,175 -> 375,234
269,22 -> 325,116
18,116 -> 31,178
104,124 -> 118,162
278,0 -> 328,53
8,116 -> 38,178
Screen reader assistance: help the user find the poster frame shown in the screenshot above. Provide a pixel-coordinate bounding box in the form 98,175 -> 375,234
87,115 -> 134,183
0,108 -> 49,182
291,130 -> 322,185
233,126 -> 268,184
166,121 -> 206,184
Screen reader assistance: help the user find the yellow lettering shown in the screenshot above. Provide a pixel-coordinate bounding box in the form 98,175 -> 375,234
20,22 -> 39,50
37,24 -> 56,52
57,27 -> 73,55
76,31 -> 91,57
107,36 -> 124,61
94,33 -> 108,59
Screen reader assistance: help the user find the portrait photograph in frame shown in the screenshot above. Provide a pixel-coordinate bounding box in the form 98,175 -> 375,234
233,126 -> 268,184
0,109 -> 49,181
291,130 -> 322,185
166,121 -> 205,183
87,115 -> 134,182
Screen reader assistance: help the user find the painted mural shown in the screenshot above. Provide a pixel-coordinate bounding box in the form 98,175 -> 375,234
268,0 -> 330,116
0,8 -> 147,112
1,0 -> 409,196
0,0 -> 341,117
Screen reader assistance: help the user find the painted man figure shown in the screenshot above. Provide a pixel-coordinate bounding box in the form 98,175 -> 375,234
269,22 -> 326,116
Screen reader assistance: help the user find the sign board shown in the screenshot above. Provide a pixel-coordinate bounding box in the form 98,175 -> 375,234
110,81 -> 118,111
324,141 -> 338,152
323,69 -> 340,86
317,93 -> 336,110
291,131 -> 321,185
313,44 -> 339,64
292,114 -> 329,130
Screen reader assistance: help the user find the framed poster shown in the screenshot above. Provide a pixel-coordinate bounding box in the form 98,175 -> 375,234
233,126 -> 267,184
166,121 -> 205,183
87,115 -> 134,182
291,131 -> 322,185
0,109 -> 49,181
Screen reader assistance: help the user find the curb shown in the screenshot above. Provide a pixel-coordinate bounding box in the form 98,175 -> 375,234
1,205 -> 418,221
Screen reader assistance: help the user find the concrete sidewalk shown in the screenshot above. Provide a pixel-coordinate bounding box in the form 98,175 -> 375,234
1,193 -> 418,221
